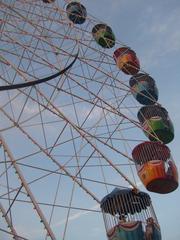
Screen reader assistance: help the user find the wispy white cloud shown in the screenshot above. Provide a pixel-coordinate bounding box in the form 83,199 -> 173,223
53,204 -> 100,227
15,224 -> 44,240
136,6 -> 180,69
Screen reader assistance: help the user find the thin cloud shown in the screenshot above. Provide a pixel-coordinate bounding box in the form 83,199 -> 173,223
136,6 -> 180,69
54,204 -> 100,227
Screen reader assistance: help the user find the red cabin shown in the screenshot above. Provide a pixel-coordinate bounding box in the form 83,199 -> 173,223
113,47 -> 140,75
132,142 -> 178,194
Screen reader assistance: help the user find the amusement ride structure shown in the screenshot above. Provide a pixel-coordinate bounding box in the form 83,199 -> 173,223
0,0 -> 178,239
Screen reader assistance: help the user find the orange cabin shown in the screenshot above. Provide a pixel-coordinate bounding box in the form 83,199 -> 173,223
113,47 -> 140,75
132,142 -> 178,194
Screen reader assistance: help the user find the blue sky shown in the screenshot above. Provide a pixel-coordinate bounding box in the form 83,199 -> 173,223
82,1 -> 180,240
0,0 -> 180,239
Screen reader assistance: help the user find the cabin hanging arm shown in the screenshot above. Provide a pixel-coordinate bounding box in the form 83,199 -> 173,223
0,51 -> 79,91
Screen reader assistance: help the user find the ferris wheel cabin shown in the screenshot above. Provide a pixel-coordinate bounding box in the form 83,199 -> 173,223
66,2 -> 87,24
101,188 -> 162,240
92,24 -> 116,48
138,105 -> 174,144
132,142 -> 178,193
113,47 -> 140,75
129,73 -> 159,105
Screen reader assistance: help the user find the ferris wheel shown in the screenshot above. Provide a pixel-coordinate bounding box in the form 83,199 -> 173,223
0,1 -> 178,240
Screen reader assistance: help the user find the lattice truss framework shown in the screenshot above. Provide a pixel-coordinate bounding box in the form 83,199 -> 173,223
0,1 -> 146,239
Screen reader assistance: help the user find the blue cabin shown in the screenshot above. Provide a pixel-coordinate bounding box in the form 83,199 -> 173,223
100,188 -> 162,240
129,73 -> 158,105
66,2 -> 87,24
